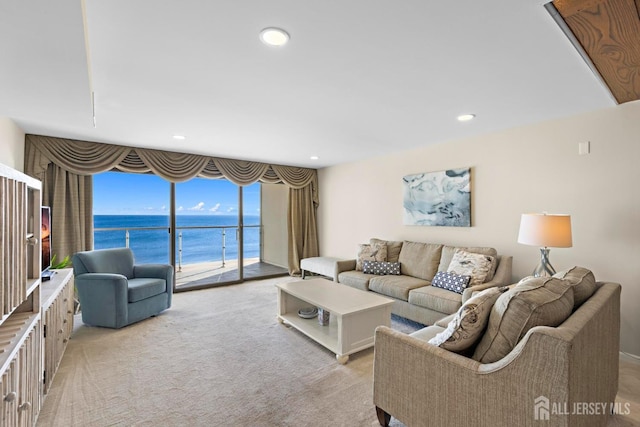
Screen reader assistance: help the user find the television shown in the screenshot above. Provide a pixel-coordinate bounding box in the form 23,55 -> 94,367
41,206 -> 53,280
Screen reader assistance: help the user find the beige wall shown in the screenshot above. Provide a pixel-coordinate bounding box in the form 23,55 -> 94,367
261,183 -> 288,268
0,117 -> 25,171
318,101 -> 640,356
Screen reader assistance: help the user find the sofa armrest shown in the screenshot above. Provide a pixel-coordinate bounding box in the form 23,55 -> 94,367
461,255 -> 512,303
336,259 -> 356,275
373,325 -> 570,427
461,280 -> 502,303
491,255 -> 512,286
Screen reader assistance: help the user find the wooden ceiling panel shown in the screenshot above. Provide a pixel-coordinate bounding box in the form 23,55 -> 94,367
553,0 -> 640,103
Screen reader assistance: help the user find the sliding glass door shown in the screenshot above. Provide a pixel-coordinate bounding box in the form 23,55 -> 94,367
174,178 -> 241,288
93,172 -> 171,263
94,172 -> 288,291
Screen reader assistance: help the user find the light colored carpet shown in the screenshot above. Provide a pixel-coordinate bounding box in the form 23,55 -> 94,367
37,277 -> 415,427
37,276 -> 640,427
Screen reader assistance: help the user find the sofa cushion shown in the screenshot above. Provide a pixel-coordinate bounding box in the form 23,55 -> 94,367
435,313 -> 456,328
362,261 -> 401,276
338,271 -> 375,291
398,241 -> 443,281
408,285 -> 463,314
410,325 -> 445,342
431,271 -> 471,294
128,278 -> 167,303
472,277 -> 574,364
370,238 -> 404,263
369,275 -> 430,301
447,249 -> 495,286
438,245 -> 498,281
428,287 -> 504,352
553,266 -> 597,309
356,243 -> 387,271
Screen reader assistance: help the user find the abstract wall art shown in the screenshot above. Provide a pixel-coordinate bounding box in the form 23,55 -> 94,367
402,167 -> 471,227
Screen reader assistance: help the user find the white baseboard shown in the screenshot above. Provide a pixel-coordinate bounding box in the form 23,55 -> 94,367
620,351 -> 640,364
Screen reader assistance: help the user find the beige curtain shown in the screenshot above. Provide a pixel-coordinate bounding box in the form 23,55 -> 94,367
42,164 -> 93,264
25,134 -> 318,274
287,179 -> 319,275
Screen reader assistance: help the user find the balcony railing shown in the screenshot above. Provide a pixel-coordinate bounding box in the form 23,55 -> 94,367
94,224 -> 262,273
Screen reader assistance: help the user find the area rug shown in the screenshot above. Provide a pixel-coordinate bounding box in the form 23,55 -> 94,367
36,276 -> 418,427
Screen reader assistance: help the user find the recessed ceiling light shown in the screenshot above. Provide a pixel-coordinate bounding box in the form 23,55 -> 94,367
457,114 -> 476,122
260,27 -> 290,47
173,135 -> 186,140
310,156 -> 319,160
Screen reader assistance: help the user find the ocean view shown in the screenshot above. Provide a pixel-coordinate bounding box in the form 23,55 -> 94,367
94,215 -> 261,265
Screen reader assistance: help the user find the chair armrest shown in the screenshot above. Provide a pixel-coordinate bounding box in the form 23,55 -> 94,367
75,273 -> 129,327
75,273 -> 128,296
336,259 -> 356,274
134,264 -> 174,307
134,264 -> 174,284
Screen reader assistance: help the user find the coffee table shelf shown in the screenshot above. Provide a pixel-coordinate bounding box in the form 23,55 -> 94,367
276,278 -> 394,364
279,312 -> 340,350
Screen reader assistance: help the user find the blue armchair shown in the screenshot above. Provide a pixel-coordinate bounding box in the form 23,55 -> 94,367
72,248 -> 174,329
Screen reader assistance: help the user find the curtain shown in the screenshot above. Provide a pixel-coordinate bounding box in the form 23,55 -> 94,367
25,134 -> 318,274
42,164 -> 93,264
287,180 -> 319,275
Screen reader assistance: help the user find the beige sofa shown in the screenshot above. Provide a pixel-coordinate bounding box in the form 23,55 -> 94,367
373,279 -> 621,427
337,238 -> 513,325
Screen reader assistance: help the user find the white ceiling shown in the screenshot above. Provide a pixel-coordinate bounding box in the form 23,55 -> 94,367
0,0 -> 614,168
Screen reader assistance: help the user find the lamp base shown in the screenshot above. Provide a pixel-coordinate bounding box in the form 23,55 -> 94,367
533,247 -> 556,277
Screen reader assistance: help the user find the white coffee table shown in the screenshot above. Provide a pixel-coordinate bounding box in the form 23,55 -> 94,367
276,278 -> 394,364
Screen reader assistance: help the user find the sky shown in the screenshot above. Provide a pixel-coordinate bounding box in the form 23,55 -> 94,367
93,172 -> 261,216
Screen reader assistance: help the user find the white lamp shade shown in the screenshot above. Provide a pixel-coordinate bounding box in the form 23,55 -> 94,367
518,213 -> 572,248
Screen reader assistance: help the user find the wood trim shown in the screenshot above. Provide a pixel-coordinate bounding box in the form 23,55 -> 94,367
554,0 -> 602,17
553,0 -> 640,104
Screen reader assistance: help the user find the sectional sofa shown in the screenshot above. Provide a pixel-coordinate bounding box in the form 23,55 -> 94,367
336,238 -> 513,325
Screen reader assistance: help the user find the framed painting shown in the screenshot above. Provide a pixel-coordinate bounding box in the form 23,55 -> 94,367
402,167 -> 471,226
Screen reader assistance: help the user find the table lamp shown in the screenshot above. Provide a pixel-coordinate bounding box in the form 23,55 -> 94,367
517,213 -> 572,277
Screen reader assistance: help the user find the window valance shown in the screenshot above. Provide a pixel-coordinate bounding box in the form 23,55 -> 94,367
25,134 -> 317,191
25,134 -> 319,276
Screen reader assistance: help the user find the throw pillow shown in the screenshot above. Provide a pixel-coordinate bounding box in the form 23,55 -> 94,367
370,238 -> 403,263
428,287 -> 505,352
355,243 -> 387,271
431,271 -> 471,294
553,266 -> 597,309
447,249 -> 495,286
472,276 -> 574,363
438,246 -> 498,282
362,261 -> 401,275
